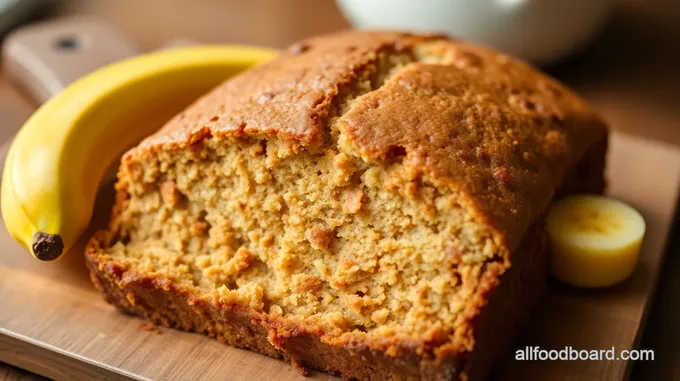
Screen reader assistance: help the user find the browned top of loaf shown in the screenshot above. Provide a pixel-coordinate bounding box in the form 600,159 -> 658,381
130,31 -> 607,250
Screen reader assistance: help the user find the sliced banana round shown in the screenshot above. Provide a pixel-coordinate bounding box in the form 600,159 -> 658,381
546,195 -> 646,288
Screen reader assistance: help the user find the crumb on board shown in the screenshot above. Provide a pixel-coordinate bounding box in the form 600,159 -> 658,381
290,359 -> 310,376
140,323 -> 161,334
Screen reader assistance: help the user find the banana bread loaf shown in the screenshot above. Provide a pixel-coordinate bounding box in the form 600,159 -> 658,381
86,31 -> 608,380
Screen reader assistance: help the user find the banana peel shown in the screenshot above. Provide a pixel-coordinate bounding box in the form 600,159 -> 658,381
1,45 -> 278,261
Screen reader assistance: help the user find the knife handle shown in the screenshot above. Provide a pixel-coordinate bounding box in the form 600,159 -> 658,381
2,18 -> 138,103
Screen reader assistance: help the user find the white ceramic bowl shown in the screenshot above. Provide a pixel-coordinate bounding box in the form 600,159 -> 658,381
336,0 -> 615,65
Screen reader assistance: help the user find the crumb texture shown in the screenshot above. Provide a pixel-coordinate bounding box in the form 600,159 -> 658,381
87,31 -> 608,379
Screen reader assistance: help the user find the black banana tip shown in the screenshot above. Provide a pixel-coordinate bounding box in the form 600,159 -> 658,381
32,232 -> 64,261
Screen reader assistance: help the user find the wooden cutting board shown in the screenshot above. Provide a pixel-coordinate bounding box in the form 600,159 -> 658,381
0,132 -> 679,381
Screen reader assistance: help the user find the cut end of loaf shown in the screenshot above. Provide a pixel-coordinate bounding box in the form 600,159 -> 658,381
91,133 -> 504,353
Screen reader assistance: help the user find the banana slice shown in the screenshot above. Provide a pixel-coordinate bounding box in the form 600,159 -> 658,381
546,195 -> 646,288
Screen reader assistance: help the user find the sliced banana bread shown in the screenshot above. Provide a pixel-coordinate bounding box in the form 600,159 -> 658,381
86,31 -> 608,381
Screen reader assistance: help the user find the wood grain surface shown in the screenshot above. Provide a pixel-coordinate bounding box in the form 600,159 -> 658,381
501,134 -> 680,381
0,132 -> 678,381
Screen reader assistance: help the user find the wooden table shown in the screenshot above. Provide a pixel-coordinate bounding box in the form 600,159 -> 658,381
1,0 -> 679,380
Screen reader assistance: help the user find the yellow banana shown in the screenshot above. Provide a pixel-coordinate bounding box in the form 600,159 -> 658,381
1,45 -> 278,261
546,195 -> 646,288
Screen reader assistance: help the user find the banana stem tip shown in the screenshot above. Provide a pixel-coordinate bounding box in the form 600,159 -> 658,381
32,232 -> 64,261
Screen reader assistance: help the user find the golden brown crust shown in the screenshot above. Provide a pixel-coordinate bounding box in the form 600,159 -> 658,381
133,31 -> 432,150
126,30 -> 607,252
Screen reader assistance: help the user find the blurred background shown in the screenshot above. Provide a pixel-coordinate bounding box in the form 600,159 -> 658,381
0,0 -> 679,380
1,0 -> 680,144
